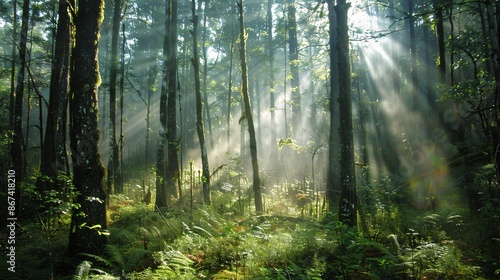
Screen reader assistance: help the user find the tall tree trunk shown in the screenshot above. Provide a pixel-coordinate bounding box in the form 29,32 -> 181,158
68,0 -> 107,256
267,0 -> 278,164
9,0 -> 17,133
486,0 -> 500,184
408,0 -> 419,111
166,0 -> 180,201
202,9 -> 214,149
119,23 -> 126,193
227,40 -> 234,154
107,0 -> 123,195
287,0 -> 301,139
326,0 -> 341,214
39,0 -> 71,191
336,0 -> 357,227
191,0 -> 211,205
11,0 -> 29,184
237,0 -> 263,213
434,0 -> 446,85
156,0 -> 171,209
146,65 -> 157,166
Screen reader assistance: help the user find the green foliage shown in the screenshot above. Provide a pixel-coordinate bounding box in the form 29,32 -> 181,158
7,161 -> 494,280
401,242 -> 484,279
73,260 -> 117,280
151,249 -> 196,277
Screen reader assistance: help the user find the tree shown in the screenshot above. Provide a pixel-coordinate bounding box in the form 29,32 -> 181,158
11,0 -> 29,184
287,0 -> 301,139
165,0 -> 181,201
9,0 -> 17,134
155,0 -> 170,209
68,0 -> 107,256
191,0 -> 211,205
336,0 -> 357,227
326,0 -> 341,215
107,0 -> 124,195
38,0 -> 72,199
267,0 -> 278,166
237,0 -> 263,213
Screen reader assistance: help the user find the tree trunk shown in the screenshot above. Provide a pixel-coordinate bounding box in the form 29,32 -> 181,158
9,0 -> 17,133
155,0 -> 171,209
202,10 -> 214,149
191,0 -> 211,205
68,0 -> 107,256
39,0 -> 71,193
267,0 -> 278,165
336,0 -> 357,227
238,0 -> 263,213
227,40 -> 234,154
326,0 -> 341,214
408,0 -> 419,111
287,0 -> 301,139
146,64 -> 157,166
119,23 -> 126,193
107,0 -> 123,195
166,0 -> 180,201
11,0 -> 29,185
434,0 -> 446,85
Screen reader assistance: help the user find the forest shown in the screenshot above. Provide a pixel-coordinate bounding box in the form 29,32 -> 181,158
0,0 -> 499,279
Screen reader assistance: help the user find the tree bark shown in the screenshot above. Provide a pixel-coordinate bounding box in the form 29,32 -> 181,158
336,0 -> 357,227
267,0 -> 278,164
9,0 -> 17,133
238,0 -> 263,213
155,0 -> 171,209
191,0 -> 211,205
407,0 -> 419,110
107,0 -> 123,195
326,0 -> 341,214
434,0 -> 446,85
68,0 -> 107,256
11,0 -> 29,184
287,0 -> 301,139
166,0 -> 180,201
202,9 -> 214,149
39,0 -> 71,194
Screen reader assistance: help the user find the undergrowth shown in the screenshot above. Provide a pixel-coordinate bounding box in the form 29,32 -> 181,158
66,196 -> 486,280
3,179 -> 491,279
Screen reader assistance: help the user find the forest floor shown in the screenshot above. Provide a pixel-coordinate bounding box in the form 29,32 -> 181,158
3,186 -> 496,280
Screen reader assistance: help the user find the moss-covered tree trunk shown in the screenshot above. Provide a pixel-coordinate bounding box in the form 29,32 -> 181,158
68,0 -> 107,256
238,0 -> 263,213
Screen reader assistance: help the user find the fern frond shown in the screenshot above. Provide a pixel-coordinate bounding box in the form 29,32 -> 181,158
79,253 -> 113,268
153,249 -> 195,274
105,244 -> 125,269
73,260 -> 91,280
192,225 -> 214,237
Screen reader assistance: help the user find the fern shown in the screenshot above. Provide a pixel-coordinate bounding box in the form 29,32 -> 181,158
74,261 -> 91,280
192,225 -> 214,237
105,245 -> 125,270
73,261 -> 114,280
153,249 -> 195,275
78,253 -> 113,268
